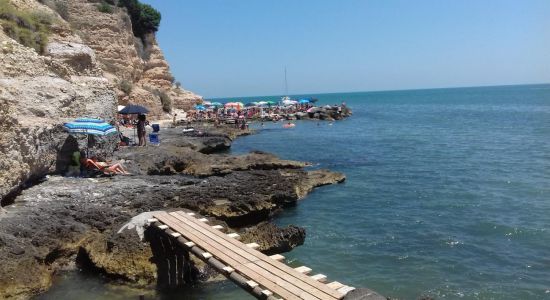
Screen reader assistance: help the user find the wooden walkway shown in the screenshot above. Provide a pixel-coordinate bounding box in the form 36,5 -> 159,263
149,211 -> 355,300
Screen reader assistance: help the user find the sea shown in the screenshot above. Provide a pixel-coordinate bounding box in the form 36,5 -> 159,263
39,84 -> 550,299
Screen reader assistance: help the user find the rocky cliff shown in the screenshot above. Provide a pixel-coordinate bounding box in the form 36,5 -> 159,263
0,0 -> 200,203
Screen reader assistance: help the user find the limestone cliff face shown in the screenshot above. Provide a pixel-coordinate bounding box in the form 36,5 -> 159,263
0,0 -> 200,203
65,0 -> 201,117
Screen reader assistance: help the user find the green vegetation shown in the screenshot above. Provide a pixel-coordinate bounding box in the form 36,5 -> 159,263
37,0 -> 69,20
119,80 -> 133,94
117,0 -> 160,38
97,1 -> 114,14
0,0 -> 53,54
156,89 -> 171,113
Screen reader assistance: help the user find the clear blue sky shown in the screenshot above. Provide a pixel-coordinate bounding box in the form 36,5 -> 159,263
141,0 -> 550,98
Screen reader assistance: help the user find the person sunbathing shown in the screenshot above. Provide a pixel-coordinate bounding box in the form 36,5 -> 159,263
84,157 -> 130,175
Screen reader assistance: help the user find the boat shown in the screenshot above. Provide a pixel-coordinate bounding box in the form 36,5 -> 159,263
280,67 -> 296,104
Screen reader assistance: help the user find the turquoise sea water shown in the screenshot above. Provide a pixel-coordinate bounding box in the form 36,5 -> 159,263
39,84 -> 550,299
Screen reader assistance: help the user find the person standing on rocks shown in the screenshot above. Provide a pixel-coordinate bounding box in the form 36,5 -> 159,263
137,114 -> 147,146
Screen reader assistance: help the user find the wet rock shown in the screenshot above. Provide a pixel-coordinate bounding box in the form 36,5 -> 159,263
240,222 -> 305,255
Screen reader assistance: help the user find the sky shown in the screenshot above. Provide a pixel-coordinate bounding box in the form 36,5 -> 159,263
141,0 -> 550,98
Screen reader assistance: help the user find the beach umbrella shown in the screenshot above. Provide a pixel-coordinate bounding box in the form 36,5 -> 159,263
63,118 -> 118,156
210,102 -> 223,107
245,102 -> 258,107
195,105 -> 206,111
64,118 -> 117,135
118,104 -> 149,115
203,101 -> 212,106
299,99 -> 310,104
265,101 -> 276,106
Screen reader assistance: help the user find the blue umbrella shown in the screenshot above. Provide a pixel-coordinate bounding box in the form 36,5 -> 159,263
299,99 -> 310,104
195,105 -> 206,111
118,104 -> 149,115
64,118 -> 117,136
64,118 -> 118,156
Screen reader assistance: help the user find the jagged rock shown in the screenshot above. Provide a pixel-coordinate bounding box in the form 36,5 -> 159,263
0,127 -> 346,298
45,42 -> 99,75
240,222 -> 306,255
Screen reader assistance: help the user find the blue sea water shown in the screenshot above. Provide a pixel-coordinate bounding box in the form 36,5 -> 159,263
39,84 -> 550,299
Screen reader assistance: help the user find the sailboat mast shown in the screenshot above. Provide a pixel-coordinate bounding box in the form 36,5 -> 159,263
284,67 -> 288,96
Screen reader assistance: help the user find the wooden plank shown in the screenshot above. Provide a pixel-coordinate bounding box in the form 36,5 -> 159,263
157,224 -> 169,230
294,266 -> 312,274
338,286 -> 355,295
164,212 -> 324,300
253,260 -> 331,300
154,212 -> 303,300
227,232 -> 241,239
310,274 -> 327,283
326,281 -> 344,290
171,211 -> 343,300
172,211 -> 343,299
262,290 -> 274,297
202,252 -> 213,259
270,254 -> 285,261
170,232 -> 182,238
222,266 -> 235,274
244,262 -> 319,300
172,211 -> 342,298
246,280 -> 259,288
156,212 -> 301,300
246,242 -> 260,249
171,211 -> 343,299
163,212 -> 327,300
184,241 -> 195,248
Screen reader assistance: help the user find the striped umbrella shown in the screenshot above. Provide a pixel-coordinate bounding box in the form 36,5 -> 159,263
64,118 -> 118,156
63,118 -> 117,136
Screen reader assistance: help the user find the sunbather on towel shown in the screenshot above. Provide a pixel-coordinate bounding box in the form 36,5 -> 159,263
84,157 -> 130,175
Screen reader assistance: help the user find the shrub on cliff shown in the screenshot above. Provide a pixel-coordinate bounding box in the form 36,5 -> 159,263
155,89 -> 172,113
37,0 -> 69,21
117,0 -> 160,38
119,80 -> 133,94
0,0 -> 52,54
97,1 -> 114,14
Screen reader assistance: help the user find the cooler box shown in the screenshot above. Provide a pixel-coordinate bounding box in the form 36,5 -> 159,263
149,133 -> 160,145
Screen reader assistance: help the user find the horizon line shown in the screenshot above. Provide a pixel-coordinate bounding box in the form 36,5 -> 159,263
207,82 -> 549,100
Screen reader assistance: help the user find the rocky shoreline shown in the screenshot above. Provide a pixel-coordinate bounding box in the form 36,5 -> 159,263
0,125 -> 346,299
